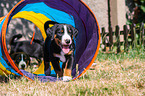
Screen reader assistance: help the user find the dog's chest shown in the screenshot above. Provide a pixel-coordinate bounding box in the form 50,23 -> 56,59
53,51 -> 66,62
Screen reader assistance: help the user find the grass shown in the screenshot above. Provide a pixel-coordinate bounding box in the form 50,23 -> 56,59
0,49 -> 145,96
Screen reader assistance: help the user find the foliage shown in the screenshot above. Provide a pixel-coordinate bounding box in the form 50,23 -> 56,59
126,0 -> 145,24
136,0 -> 145,23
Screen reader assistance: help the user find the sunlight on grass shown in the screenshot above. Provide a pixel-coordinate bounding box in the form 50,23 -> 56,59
0,49 -> 145,95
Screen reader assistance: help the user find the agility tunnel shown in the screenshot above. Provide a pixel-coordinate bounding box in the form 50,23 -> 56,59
0,0 -> 100,82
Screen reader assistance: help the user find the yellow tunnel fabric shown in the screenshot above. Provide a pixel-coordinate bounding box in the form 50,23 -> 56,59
0,16 -> 5,22
12,11 -> 55,75
0,63 -> 14,76
33,61 -> 54,75
12,11 -> 52,39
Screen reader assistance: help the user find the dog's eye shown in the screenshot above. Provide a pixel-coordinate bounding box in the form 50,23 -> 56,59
61,30 -> 64,32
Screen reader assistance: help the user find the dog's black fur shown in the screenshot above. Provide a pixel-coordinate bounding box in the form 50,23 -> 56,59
43,21 -> 78,80
9,34 -> 43,64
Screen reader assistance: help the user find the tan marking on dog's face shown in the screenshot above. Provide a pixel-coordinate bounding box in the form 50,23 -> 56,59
54,38 -> 61,47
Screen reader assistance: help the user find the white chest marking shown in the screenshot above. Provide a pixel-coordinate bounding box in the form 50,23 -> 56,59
53,51 -> 66,62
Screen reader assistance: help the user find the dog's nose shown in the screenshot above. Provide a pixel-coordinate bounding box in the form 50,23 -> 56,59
65,39 -> 70,44
21,64 -> 25,69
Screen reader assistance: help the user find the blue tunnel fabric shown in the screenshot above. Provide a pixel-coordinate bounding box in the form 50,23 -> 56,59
19,2 -> 75,27
0,17 -> 21,76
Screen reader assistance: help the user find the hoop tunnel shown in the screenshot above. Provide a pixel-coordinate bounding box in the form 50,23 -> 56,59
0,0 -> 100,82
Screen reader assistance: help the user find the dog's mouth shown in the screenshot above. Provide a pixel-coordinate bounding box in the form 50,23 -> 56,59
62,45 -> 70,54
55,38 -> 71,54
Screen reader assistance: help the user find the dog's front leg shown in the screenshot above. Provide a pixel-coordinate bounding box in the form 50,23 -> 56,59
51,58 -> 63,77
63,55 -> 74,81
44,62 -> 51,76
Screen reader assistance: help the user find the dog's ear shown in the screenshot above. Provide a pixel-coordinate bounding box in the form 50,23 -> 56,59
72,27 -> 78,38
44,21 -> 59,40
44,21 -> 58,32
46,24 -> 58,40
11,53 -> 18,60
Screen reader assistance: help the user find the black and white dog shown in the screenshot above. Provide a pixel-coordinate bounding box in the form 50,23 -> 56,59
9,34 -> 43,64
10,52 -> 30,70
44,21 -> 78,81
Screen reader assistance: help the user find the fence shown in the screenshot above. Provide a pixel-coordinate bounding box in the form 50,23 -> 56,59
101,23 -> 145,53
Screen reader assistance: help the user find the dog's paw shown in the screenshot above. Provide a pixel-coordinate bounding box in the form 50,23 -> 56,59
63,76 -> 72,82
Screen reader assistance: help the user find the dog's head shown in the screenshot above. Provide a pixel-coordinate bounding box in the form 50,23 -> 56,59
45,22 -> 78,54
11,53 -> 30,70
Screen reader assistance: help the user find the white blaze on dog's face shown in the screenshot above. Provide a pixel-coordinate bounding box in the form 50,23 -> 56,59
62,25 -> 72,45
17,54 -> 27,69
61,25 -> 72,54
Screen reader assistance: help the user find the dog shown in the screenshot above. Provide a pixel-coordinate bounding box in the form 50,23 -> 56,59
43,21 -> 78,81
9,34 -> 43,64
10,52 -> 30,70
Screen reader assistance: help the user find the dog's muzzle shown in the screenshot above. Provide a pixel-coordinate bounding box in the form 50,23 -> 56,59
19,60 -> 27,69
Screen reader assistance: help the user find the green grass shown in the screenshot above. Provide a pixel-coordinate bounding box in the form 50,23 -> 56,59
0,49 -> 145,96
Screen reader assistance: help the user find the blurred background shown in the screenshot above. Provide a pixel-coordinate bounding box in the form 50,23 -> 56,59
0,0 -> 144,52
